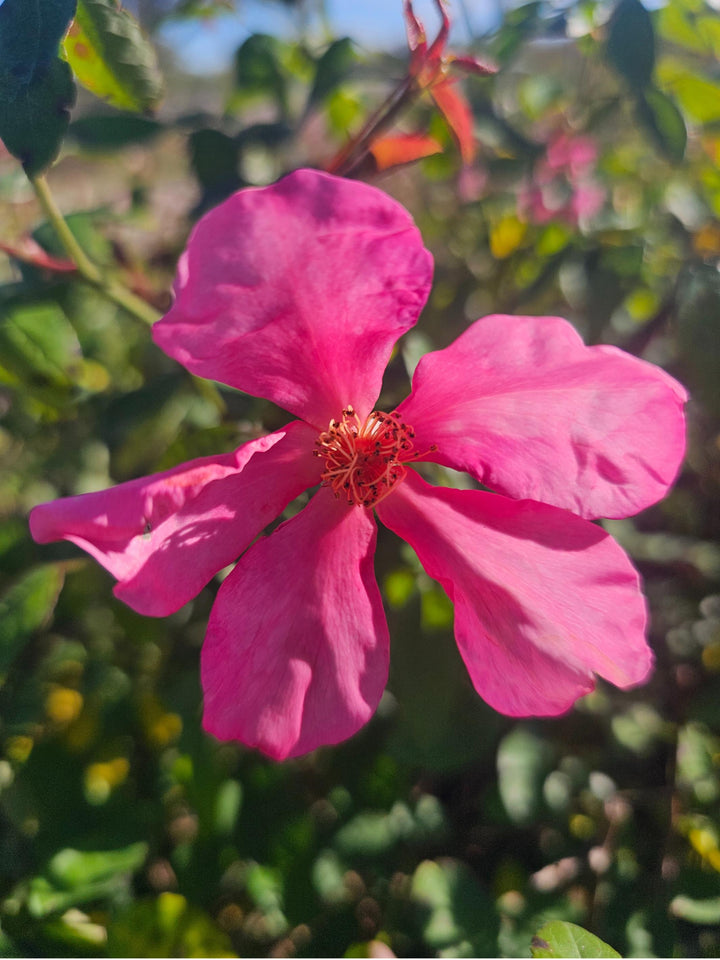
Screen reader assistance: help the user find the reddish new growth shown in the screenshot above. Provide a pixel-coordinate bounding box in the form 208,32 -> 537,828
315,407 -> 422,507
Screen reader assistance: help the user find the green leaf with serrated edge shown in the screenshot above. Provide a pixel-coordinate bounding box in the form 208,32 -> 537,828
0,58 -> 75,175
63,0 -> 163,113
531,921 -> 621,958
0,565 -> 64,681
606,0 -> 655,91
306,38 -> 355,112
637,86 -> 687,162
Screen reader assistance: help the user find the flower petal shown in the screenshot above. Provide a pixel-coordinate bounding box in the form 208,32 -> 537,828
202,489 -> 388,760
377,471 -> 652,717
29,420 -> 320,617
397,314 -> 687,519
153,169 -> 433,429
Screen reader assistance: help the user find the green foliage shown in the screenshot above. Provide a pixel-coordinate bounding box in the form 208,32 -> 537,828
107,892 -> 235,957
63,0 -> 164,112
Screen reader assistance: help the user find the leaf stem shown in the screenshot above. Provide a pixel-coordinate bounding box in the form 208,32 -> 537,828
327,75 -> 418,177
29,174 -> 161,327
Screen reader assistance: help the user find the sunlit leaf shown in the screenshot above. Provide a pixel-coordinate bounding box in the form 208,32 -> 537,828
531,921 -> 621,958
497,725 -> 553,824
107,893 -> 236,957
411,858 -> 499,956
63,0 -> 163,113
637,86 -> 687,161
27,843 -> 148,917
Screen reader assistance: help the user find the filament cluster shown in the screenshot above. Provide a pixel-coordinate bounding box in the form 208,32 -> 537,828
314,406 -> 420,507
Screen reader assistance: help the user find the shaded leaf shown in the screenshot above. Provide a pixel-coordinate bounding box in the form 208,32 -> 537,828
0,0 -> 76,97
606,0 -> 655,90
531,921 -> 621,958
69,112 -> 163,148
107,892 -> 235,958
63,0 -> 163,113
0,58 -> 76,176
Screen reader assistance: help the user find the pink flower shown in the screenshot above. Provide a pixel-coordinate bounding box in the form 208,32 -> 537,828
30,169 -> 687,761
520,131 -> 606,226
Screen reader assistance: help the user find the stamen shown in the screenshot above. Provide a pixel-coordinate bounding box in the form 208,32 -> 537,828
315,406 -> 427,508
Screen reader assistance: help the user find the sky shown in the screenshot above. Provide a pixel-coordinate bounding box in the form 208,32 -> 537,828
158,0 -> 503,74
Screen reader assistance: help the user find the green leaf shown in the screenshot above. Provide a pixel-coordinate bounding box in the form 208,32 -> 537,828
0,0 -> 76,97
657,59 -> 720,124
0,58 -> 76,176
531,921 -> 621,958
69,112 -> 163,149
48,843 -> 148,887
306,38 -> 355,112
233,34 -> 287,118
27,843 -> 148,917
0,565 -> 64,682
637,86 -> 687,162
63,0 -> 163,113
606,0 -> 655,91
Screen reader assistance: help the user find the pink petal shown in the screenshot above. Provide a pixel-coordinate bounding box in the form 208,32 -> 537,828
201,489 -> 388,760
29,420 -> 320,616
153,169 -> 433,430
377,472 -> 652,717
397,314 -> 687,519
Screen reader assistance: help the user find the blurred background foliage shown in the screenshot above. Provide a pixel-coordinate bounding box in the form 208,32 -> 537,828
1,0 -> 720,955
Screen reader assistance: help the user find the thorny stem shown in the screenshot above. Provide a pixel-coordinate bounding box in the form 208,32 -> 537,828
30,174 -> 161,327
327,74 -> 418,177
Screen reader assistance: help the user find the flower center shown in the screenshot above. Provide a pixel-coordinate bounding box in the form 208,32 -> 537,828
314,406 -> 419,508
